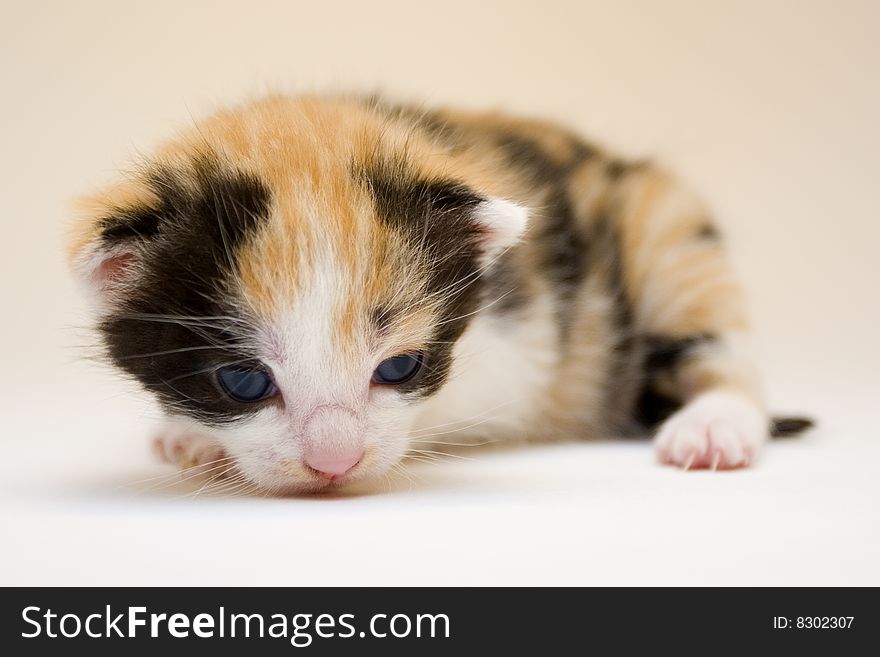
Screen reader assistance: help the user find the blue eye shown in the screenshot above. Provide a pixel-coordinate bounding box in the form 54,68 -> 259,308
216,365 -> 277,402
372,354 -> 423,385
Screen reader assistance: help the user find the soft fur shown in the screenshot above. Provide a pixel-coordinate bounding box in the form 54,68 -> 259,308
68,94 -> 807,494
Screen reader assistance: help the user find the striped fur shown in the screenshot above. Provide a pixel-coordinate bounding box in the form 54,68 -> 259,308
68,94 -> 804,493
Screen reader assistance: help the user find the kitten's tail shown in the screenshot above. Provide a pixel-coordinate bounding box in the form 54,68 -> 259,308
770,416 -> 815,438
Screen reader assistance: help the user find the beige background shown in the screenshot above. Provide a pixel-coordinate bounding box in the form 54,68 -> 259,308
1,0 -> 878,585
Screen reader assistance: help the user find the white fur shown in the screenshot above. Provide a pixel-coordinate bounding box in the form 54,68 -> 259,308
414,295 -> 556,444
152,420 -> 226,469
473,198 -> 529,262
654,390 -> 769,470
195,244 -> 416,493
71,241 -> 143,313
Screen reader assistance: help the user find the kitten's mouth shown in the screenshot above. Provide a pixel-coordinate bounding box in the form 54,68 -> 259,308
268,452 -> 374,493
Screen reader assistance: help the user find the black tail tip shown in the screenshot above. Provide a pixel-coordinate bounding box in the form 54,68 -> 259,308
771,416 -> 815,438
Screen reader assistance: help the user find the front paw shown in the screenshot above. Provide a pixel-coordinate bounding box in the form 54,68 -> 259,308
151,424 -> 227,471
654,391 -> 768,470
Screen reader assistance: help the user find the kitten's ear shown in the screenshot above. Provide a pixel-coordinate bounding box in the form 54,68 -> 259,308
471,197 -> 529,262
67,180 -> 162,309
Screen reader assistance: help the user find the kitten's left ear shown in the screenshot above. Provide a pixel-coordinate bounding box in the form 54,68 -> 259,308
67,178 -> 163,310
471,197 -> 529,262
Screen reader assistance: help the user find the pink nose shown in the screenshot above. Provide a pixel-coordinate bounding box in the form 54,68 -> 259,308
304,449 -> 364,480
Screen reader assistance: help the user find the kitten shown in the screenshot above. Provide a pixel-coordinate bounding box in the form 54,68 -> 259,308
68,95 -> 811,493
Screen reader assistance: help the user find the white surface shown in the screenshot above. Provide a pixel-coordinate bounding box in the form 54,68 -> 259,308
1,374 -> 877,586
2,0 -> 879,586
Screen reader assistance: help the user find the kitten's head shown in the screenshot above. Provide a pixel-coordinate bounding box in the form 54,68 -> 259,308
68,96 -> 527,493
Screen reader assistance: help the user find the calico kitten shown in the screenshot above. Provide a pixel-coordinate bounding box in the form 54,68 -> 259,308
68,95 -> 810,493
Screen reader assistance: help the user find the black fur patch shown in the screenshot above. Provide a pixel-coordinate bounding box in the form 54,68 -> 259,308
495,130 -> 594,184
99,156 -> 274,425
539,186 -> 590,338
482,251 -> 527,316
495,133 -> 558,184
100,207 -> 162,241
605,159 -> 628,180
592,215 -> 645,433
604,158 -> 646,181
696,222 -> 721,241
631,388 -> 681,430
633,334 -> 718,428
357,159 -> 486,399
642,333 -> 716,370
491,131 -> 595,334
632,336 -> 816,439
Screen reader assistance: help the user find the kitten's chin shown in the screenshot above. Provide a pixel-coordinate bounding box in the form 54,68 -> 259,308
240,459 -> 396,496
220,434 -> 410,496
